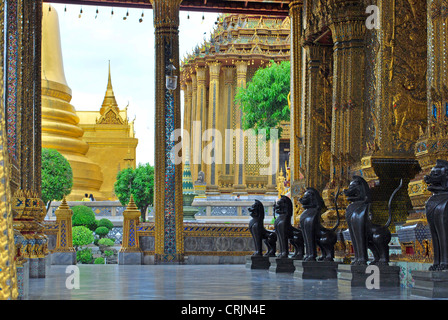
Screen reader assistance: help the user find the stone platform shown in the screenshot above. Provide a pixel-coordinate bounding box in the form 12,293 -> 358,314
245,255 -> 271,269
294,260 -> 339,279
269,257 -> 299,273
338,264 -> 400,287
411,270 -> 448,298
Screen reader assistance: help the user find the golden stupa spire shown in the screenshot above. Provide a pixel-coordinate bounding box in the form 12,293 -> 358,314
100,61 -> 119,115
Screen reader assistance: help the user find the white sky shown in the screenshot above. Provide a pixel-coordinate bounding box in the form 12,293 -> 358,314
51,4 -> 218,166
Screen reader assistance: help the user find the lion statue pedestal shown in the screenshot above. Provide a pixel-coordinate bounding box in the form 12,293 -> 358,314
246,200 -> 277,270
294,187 -> 340,279
411,160 -> 448,298
336,175 -> 402,287
268,196 -> 304,273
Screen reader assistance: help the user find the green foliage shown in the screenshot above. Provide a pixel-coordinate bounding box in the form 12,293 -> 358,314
104,250 -> 114,257
95,226 -> 110,238
97,218 -> 114,231
72,226 -> 94,248
77,248 -> 93,264
98,238 -> 115,247
114,163 -> 155,221
94,257 -> 105,264
72,205 -> 97,231
235,60 -> 291,140
41,148 -> 73,204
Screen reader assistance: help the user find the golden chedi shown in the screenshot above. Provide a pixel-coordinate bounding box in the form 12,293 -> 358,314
41,4 -> 103,201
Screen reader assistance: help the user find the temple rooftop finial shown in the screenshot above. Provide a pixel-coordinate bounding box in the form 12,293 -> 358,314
100,60 -> 119,115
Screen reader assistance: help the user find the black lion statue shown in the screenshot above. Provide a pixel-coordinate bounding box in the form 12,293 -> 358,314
273,195 -> 304,259
248,200 -> 277,257
344,175 -> 402,266
299,187 -> 340,261
424,159 -> 448,271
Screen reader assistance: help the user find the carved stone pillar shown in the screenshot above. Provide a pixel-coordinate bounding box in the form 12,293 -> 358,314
150,0 -> 184,264
205,62 -> 221,194
233,60 -> 248,194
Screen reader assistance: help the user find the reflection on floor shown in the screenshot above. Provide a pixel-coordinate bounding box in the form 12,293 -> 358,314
28,264 -> 436,300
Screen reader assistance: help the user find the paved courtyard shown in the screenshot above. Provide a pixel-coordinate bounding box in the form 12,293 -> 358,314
28,264 -> 431,300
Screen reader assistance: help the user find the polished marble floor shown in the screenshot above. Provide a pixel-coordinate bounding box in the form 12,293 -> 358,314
27,264 -> 434,300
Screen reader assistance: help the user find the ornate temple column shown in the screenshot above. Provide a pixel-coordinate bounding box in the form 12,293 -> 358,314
233,60 -> 248,194
303,44 -> 332,192
289,1 -> 304,218
195,66 -> 207,180
150,0 -> 184,264
0,1 -> 19,300
223,66 -> 234,179
190,73 -> 198,182
410,0 -> 447,211
206,61 -> 221,194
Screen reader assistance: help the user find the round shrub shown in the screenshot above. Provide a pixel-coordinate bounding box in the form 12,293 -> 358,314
94,257 -> 105,264
95,226 -> 110,238
73,226 -> 94,248
104,250 -> 114,257
97,218 -> 114,231
98,238 -> 115,247
77,248 -> 93,264
72,205 -> 97,231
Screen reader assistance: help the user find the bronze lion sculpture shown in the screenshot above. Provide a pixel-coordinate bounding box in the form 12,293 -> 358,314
273,195 -> 304,259
299,187 -> 340,261
424,159 -> 448,271
344,175 -> 402,266
248,200 -> 277,257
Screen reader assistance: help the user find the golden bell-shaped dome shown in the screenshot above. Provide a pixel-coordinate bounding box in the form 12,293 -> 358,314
41,4 -> 104,201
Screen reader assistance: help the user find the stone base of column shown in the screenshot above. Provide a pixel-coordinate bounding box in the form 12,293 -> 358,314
206,185 -> 220,196
51,251 -> 76,265
118,251 -> 143,265
269,256 -> 297,273
337,264 -> 400,287
17,260 -> 29,300
154,253 -> 185,264
245,255 -> 271,270
411,270 -> 448,298
294,260 -> 339,279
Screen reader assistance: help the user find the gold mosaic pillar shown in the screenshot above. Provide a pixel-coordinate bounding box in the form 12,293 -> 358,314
289,0 -> 304,223
303,44 -> 332,192
223,66 -> 235,179
151,0 -> 184,264
410,0 -> 447,210
190,73 -> 198,182
206,61 -> 221,194
0,1 -> 18,299
195,66 -> 207,179
233,60 -> 248,194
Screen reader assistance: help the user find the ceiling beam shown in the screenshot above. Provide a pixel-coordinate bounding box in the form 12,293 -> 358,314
43,0 -> 291,16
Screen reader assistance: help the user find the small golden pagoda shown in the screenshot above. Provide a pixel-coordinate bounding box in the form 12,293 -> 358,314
76,63 -> 138,200
180,14 -> 291,198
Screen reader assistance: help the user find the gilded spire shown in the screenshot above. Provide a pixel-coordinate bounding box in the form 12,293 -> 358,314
100,61 -> 119,115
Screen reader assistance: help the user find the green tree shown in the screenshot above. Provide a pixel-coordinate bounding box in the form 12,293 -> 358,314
41,148 -> 73,211
72,205 -> 97,231
235,60 -> 290,140
72,226 -> 94,250
114,163 -> 155,222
